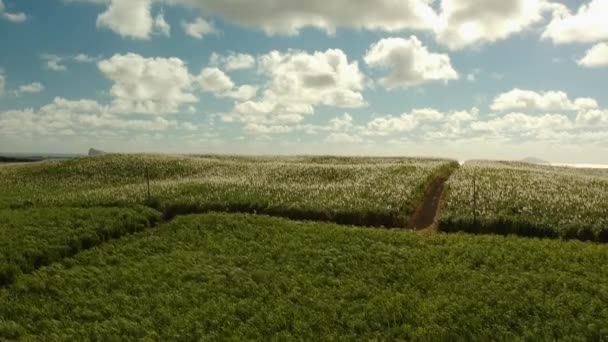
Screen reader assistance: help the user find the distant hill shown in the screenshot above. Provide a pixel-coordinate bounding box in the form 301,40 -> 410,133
521,157 -> 549,165
88,148 -> 106,157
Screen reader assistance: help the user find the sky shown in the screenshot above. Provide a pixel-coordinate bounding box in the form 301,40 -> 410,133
0,0 -> 607,163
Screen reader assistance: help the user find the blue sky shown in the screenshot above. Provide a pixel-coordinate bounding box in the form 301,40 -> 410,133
1,0 -> 607,163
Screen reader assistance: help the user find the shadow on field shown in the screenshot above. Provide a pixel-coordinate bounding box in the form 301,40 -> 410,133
439,216 -> 608,243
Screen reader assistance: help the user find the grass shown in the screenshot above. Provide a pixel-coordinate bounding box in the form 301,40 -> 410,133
0,206 -> 160,286
1,213 -> 607,340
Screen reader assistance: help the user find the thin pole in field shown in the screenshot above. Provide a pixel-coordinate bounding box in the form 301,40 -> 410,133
145,165 -> 150,201
473,174 -> 477,228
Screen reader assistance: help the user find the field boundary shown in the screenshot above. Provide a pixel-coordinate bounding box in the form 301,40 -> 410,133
1,160 -> 462,287
438,216 -> 608,243
0,207 -> 160,288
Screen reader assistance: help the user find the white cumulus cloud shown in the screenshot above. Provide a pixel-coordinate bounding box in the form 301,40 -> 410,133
173,0 -> 438,35
366,108 -> 447,135
364,36 -> 458,89
576,109 -> 608,127
0,97 -> 190,139
97,0 -> 154,39
491,89 -> 599,112
98,53 -> 198,115
197,67 -> 234,92
578,42 -> 608,68
210,52 -> 256,71
471,113 -> 573,134
182,17 -> 216,39
197,67 -> 257,101
258,48 -> 366,109
490,88 -> 598,112
435,0 -> 546,50
223,48 -> 365,132
542,0 -> 608,44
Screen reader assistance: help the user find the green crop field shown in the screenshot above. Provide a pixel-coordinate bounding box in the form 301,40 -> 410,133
440,161 -> 608,242
0,154 -> 456,227
1,213 -> 607,340
1,155 -> 607,340
0,207 -> 159,286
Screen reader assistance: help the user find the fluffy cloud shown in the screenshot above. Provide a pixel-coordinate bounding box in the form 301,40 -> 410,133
84,0 -> 438,37
367,108 -> 451,135
197,67 -> 234,92
576,109 -> 608,127
79,0 -> 606,52
41,54 -> 67,72
210,53 -> 256,71
328,113 -> 354,131
0,97 -> 193,139
1,98 -> 106,137
578,43 -> 608,68
223,85 -> 258,101
197,68 -> 257,101
365,108 -> 479,140
16,82 -> 45,95
229,101 -> 308,129
0,0 -> 27,23
98,53 -> 198,115
174,0 -> 438,35
364,36 -> 458,89
471,113 -> 573,134
224,49 -> 365,131
182,18 -> 216,39
435,0 -> 545,50
97,0 -> 154,39
491,89 -> 599,112
258,49 -> 365,108
542,0 -> 608,44
359,105 -> 588,144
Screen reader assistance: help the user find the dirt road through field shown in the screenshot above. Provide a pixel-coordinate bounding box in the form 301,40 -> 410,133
409,176 -> 448,230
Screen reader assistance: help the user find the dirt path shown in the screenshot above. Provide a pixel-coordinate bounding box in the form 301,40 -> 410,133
409,176 -> 449,230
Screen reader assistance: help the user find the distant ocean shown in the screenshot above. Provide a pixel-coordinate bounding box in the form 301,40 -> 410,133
551,163 -> 608,169
457,160 -> 608,169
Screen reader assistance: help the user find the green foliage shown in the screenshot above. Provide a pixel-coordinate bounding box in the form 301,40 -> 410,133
1,213 -> 607,340
440,161 -> 608,242
0,154 -> 456,227
0,206 -> 160,286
